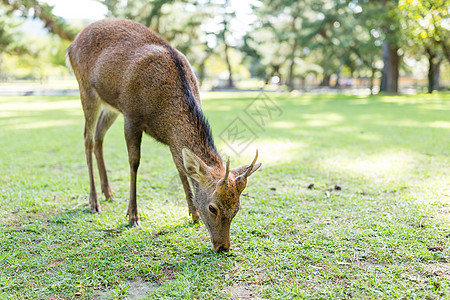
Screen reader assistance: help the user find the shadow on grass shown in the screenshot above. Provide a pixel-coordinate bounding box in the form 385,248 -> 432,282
205,93 -> 449,194
1,93 -> 449,299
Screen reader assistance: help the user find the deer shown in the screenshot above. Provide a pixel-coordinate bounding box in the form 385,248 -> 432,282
66,18 -> 261,252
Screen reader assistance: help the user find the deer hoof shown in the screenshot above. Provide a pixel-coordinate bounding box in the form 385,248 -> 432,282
128,219 -> 140,227
90,207 -> 101,214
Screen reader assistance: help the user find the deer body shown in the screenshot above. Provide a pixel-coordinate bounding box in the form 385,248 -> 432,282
67,19 -> 260,251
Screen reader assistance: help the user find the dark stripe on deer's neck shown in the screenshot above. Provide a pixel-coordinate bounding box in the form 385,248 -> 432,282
164,45 -> 221,165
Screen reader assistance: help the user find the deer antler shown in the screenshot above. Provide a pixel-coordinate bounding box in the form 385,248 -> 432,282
243,150 -> 258,178
223,157 -> 230,184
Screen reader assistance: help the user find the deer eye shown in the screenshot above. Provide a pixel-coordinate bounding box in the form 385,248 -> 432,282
208,205 -> 217,215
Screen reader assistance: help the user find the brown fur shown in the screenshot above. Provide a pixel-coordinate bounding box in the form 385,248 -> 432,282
67,18 -> 261,251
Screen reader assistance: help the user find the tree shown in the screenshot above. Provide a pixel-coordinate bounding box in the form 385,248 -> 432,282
399,0 -> 449,93
0,0 -> 88,81
216,0 -> 236,88
346,1 -> 384,94
243,1 -> 298,88
247,0 -> 383,91
241,25 -> 291,86
305,0 -> 348,87
98,0 -> 213,86
0,4 -> 27,79
1,0 -> 76,40
379,0 -> 400,94
253,0 -> 305,90
247,0 -> 333,90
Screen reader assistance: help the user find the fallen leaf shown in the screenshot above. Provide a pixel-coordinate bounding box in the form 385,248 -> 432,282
427,245 -> 444,252
242,193 -> 255,199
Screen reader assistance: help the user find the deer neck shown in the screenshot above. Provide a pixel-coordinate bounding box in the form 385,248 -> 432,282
170,121 -> 223,174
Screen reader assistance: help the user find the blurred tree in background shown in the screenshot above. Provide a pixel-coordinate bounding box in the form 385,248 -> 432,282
399,0 -> 449,93
0,0 -> 76,81
0,11 -> 25,80
1,0 -> 75,39
0,0 -> 448,93
378,0 -> 400,94
246,0 -> 387,93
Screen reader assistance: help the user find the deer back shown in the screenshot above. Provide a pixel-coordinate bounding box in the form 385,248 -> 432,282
67,18 -> 201,145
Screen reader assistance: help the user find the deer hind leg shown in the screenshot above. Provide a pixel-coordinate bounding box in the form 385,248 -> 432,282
80,87 -> 102,213
124,117 -> 143,227
94,107 -> 119,202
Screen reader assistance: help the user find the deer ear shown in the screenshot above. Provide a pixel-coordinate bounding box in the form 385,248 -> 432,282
233,163 -> 262,178
182,148 -> 209,182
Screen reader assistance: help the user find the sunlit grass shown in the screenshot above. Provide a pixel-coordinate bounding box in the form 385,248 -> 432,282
0,92 -> 449,299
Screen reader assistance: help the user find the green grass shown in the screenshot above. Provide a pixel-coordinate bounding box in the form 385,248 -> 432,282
0,92 -> 449,299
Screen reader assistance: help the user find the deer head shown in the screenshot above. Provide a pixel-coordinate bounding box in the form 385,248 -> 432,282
182,149 -> 261,252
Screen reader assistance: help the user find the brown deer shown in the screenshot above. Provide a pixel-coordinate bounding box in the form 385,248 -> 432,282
67,19 -> 261,252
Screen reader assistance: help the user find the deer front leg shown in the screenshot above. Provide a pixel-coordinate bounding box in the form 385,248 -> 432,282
178,170 -> 200,223
124,118 -> 143,227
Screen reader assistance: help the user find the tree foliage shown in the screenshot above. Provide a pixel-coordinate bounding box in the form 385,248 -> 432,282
398,0 -> 449,92
1,0 -> 76,40
245,0 -> 385,91
0,0 -> 448,92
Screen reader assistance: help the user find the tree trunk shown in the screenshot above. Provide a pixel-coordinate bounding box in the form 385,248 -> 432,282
427,49 -> 441,93
0,53 -> 3,81
221,5 -> 235,90
433,60 -> 440,91
334,56 -> 344,88
273,65 -> 281,85
287,39 -> 298,91
370,67 -> 376,95
265,74 -> 270,85
380,65 -> 387,91
287,12 -> 300,92
427,55 -> 435,94
155,14 -> 161,33
224,42 -> 235,88
380,0 -> 399,94
265,67 -> 276,85
380,40 -> 399,93
442,42 -> 450,63
198,60 -> 206,87
300,77 -> 305,90
320,74 -> 330,87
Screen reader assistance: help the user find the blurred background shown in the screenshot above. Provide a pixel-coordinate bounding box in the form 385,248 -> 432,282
0,0 -> 448,95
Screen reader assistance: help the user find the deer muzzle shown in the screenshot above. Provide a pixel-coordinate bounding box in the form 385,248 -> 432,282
214,240 -> 231,252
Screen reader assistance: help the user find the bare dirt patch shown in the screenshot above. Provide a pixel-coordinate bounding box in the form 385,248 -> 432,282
96,278 -> 157,300
162,266 -> 177,280
418,262 -> 450,280
224,284 -> 263,299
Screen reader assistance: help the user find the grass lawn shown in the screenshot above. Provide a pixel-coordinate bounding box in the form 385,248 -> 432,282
0,91 -> 449,299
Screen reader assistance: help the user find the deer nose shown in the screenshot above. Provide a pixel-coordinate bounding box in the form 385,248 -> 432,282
214,243 -> 230,252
